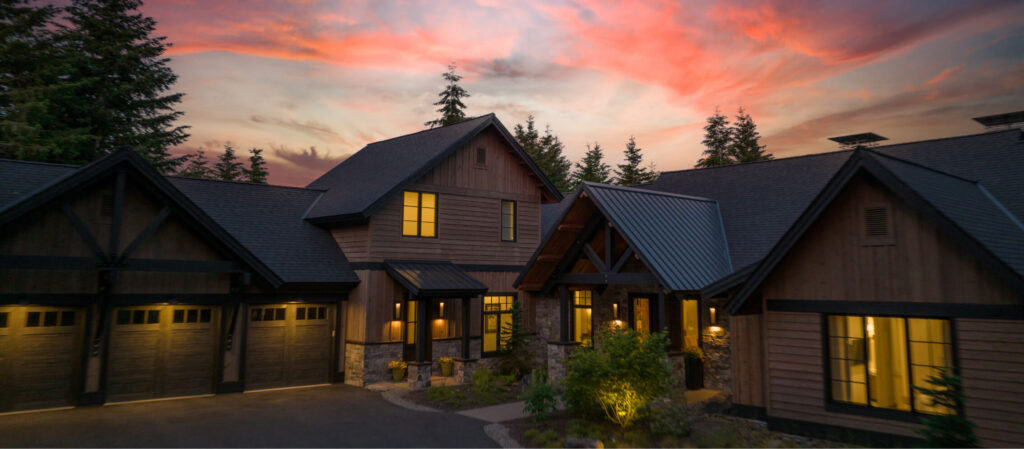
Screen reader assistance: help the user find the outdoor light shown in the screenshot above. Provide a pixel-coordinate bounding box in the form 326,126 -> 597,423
612,302 -> 620,320
393,301 -> 402,321
437,301 -> 445,319
709,307 -> 717,325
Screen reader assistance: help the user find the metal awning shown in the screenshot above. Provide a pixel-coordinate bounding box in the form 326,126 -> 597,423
384,260 -> 488,297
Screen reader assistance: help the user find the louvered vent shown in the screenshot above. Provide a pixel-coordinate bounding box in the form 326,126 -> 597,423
863,206 -> 893,245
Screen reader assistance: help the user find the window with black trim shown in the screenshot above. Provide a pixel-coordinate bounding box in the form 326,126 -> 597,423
250,307 -> 286,322
173,308 -> 212,324
296,306 -> 327,320
501,200 -> 516,242
573,290 -> 593,343
482,295 -> 515,355
826,315 -> 953,416
116,309 -> 159,325
0,312 -> 7,328
402,191 -> 437,237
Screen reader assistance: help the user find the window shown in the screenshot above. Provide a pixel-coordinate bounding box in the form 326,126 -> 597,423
476,147 -> 487,165
501,200 -> 516,242
402,191 -> 437,237
573,290 -> 593,343
827,315 -> 953,415
250,307 -> 286,322
116,309 -> 159,325
173,308 -> 212,324
483,295 -> 515,355
296,306 -> 327,321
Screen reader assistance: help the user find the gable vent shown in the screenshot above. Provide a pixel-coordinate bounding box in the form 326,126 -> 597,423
863,206 -> 894,245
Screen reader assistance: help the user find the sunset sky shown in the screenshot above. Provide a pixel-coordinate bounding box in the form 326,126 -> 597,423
143,0 -> 1024,186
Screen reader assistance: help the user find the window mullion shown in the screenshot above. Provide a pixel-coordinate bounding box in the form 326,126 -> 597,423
416,193 -> 422,237
864,317 -> 872,410
904,317 -> 916,414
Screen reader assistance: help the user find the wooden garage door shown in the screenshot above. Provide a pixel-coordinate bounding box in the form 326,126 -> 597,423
0,306 -> 84,412
245,304 -> 332,390
106,305 -> 218,402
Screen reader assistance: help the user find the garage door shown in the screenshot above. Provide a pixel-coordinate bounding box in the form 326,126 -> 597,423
0,306 -> 84,412
106,305 -> 218,403
245,304 -> 332,390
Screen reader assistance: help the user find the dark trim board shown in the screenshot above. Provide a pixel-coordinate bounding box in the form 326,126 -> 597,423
0,294 -> 235,305
350,262 -> 525,273
766,416 -> 923,448
767,299 -> 1024,320
216,381 -> 244,394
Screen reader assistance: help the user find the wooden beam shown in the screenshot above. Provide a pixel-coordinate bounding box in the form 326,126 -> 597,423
536,254 -> 561,262
62,203 -> 107,262
555,273 -> 658,285
611,247 -> 634,273
582,244 -> 607,273
657,289 -> 667,332
541,213 -> 605,294
416,297 -> 430,363
557,223 -> 584,232
118,207 -> 170,263
604,223 -> 612,268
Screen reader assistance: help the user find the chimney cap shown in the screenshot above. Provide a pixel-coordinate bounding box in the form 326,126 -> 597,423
828,132 -> 888,149
972,111 -> 1024,130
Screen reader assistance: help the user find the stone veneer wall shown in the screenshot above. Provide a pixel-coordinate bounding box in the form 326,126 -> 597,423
702,299 -> 731,392
345,342 -> 402,387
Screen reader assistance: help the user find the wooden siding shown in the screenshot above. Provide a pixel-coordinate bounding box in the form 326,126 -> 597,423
761,175 -> 1019,304
730,313 -> 765,407
352,128 -> 543,266
765,311 -> 920,438
957,318 -> 1024,447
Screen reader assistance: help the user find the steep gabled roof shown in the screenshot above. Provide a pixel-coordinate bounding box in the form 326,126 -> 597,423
517,182 -> 732,293
727,148 -> 1024,314
305,114 -> 562,224
0,160 -> 79,210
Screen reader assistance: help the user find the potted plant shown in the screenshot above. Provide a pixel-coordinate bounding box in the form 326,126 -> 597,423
389,360 -> 407,381
438,357 -> 455,377
682,346 -> 705,390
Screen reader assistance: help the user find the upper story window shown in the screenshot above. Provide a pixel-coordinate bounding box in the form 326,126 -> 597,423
826,315 -> 953,415
501,200 -> 516,242
402,191 -> 437,237
476,147 -> 487,166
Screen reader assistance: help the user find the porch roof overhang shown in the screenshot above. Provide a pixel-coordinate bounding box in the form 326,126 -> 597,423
384,260 -> 488,297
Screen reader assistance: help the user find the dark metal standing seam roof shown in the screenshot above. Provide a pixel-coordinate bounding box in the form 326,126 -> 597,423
582,183 -> 733,292
383,260 -> 488,296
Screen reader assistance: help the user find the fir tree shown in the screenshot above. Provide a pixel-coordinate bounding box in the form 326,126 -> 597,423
730,107 -> 773,163
177,149 -> 212,179
570,143 -> 612,189
514,115 -> 542,159
424,63 -> 469,128
913,370 -> 979,448
514,116 -> 572,192
696,107 -> 733,168
243,148 -> 269,184
58,0 -> 190,173
496,299 -> 534,380
213,145 -> 243,181
614,136 -> 658,186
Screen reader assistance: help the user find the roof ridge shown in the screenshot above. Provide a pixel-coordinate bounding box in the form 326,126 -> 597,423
167,175 -> 326,192
362,114 -> 494,149
866,149 -> 979,184
0,158 -> 81,168
658,149 -> 853,176
584,181 -> 718,203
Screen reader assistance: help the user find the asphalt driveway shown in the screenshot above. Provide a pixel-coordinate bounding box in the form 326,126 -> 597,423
0,384 -> 498,447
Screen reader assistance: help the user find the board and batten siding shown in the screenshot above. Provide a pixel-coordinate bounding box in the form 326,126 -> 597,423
957,318 -> 1024,447
730,313 -> 765,408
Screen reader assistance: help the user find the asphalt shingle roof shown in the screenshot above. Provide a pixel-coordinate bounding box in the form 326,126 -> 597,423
0,160 -> 77,210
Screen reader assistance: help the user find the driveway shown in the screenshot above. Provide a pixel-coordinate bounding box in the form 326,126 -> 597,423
0,385 -> 498,448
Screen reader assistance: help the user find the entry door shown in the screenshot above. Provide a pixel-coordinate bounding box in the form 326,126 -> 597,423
0,306 -> 84,412
403,300 -> 417,361
631,295 -> 651,333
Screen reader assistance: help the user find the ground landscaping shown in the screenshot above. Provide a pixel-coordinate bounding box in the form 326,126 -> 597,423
404,366 -> 527,411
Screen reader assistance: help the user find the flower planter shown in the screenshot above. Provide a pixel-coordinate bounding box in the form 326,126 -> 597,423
392,367 -> 406,381
439,362 -> 454,377
685,357 -> 704,390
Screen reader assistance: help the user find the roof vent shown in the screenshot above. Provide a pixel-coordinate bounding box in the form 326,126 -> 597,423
828,132 -> 889,150
972,110 -> 1024,132
862,205 -> 894,245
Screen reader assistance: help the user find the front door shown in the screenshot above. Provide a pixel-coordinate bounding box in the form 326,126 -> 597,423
630,295 -> 651,333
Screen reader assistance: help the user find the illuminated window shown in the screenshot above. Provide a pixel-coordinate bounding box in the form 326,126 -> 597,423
483,295 -> 515,355
402,191 -> 437,237
631,296 -> 650,333
501,200 -> 516,242
827,315 -> 953,415
573,291 -> 593,344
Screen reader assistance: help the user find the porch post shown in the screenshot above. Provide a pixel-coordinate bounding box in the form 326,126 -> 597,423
559,284 -> 570,342
461,296 -> 471,358
416,296 -> 430,363
656,288 -> 666,332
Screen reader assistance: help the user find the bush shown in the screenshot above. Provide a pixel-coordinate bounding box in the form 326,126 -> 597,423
562,327 -> 672,428
425,385 -> 468,407
470,366 -> 514,404
691,421 -> 746,448
524,429 -> 561,448
521,369 -> 558,422
913,369 -> 979,448
646,398 -> 691,438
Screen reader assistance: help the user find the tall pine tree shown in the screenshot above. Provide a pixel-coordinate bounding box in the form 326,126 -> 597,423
696,107 -> 733,168
177,149 -> 212,178
614,136 -> 658,186
244,148 -> 269,184
514,116 -> 571,192
213,145 -> 243,181
58,0 -> 190,172
570,143 -> 611,189
729,107 -> 773,163
424,63 -> 469,128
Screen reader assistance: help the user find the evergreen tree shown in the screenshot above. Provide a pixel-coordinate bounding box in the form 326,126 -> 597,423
0,1 -> 91,161
424,63 -> 469,128
243,148 -> 269,184
496,299 -> 534,380
914,370 -> 979,448
177,149 -> 212,179
514,116 -> 572,192
213,145 -> 243,181
570,143 -> 611,189
614,136 -> 658,186
695,107 -> 733,168
514,115 -> 542,159
54,0 -> 190,172
729,107 -> 773,163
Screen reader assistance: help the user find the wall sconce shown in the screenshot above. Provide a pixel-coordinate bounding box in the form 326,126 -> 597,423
612,302 -> 620,320
436,301 -> 446,320
709,307 -> 717,326
393,301 -> 402,321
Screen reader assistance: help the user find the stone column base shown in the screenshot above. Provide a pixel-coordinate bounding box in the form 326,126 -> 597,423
546,341 -> 578,384
667,352 -> 687,392
454,358 -> 478,384
407,362 -> 432,390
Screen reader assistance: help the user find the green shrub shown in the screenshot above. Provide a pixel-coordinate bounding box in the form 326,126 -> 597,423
562,327 -> 672,428
522,369 -> 558,422
470,366 -> 514,404
645,398 -> 690,438
524,428 -> 561,447
913,369 -> 979,448
425,385 -> 468,406
567,418 -> 606,440
691,421 -> 746,448
496,299 -> 535,379
682,345 -> 704,360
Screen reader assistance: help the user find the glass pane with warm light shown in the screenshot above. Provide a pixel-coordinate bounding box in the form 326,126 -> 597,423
909,318 -> 953,414
828,315 -> 868,405
682,299 -> 698,348
867,316 -> 911,411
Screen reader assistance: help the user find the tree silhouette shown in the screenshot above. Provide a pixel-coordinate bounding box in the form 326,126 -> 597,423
424,63 -> 470,128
